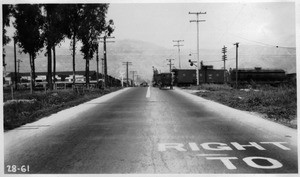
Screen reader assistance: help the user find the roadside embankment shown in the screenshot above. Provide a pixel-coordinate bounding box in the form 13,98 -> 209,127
181,84 -> 297,129
3,87 -> 122,131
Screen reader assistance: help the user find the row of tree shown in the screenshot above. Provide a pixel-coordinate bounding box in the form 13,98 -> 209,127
2,4 -> 114,92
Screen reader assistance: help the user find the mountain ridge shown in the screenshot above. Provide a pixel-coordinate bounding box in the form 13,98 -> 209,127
3,39 -> 296,82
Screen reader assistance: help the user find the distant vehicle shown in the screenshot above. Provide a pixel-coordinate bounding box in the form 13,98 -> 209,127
140,82 -> 148,87
157,73 -> 173,89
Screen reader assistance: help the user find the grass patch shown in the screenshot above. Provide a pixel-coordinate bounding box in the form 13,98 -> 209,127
3,87 -> 121,131
187,84 -> 297,128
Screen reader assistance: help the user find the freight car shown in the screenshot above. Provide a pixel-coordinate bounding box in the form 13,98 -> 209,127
172,68 -> 227,86
172,69 -> 196,86
229,67 -> 286,85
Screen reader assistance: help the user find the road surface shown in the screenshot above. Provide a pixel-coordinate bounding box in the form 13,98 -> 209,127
4,87 -> 298,174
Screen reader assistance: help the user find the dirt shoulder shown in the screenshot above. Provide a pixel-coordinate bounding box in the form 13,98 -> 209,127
179,84 -> 297,129
3,87 -> 122,131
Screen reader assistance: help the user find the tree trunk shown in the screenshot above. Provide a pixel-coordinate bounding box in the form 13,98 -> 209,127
53,46 -> 56,89
72,31 -> 76,87
47,45 -> 52,90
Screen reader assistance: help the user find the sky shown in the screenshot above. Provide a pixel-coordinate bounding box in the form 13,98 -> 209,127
4,0 -> 297,51
105,1 -> 297,51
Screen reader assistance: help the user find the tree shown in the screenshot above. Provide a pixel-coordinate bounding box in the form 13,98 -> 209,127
13,4 -> 44,93
60,4 -> 85,87
3,4 -> 13,46
42,4 -> 66,89
77,4 -> 109,87
2,4 -> 13,74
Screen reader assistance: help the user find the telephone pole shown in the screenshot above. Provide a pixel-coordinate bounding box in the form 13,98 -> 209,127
130,71 -> 137,87
166,59 -> 174,72
122,61 -> 132,87
173,40 -> 184,69
14,38 -> 18,90
222,45 -> 227,83
99,36 -> 115,87
189,11 -> 206,86
234,42 -> 239,88
17,59 -> 22,76
92,40 -> 100,87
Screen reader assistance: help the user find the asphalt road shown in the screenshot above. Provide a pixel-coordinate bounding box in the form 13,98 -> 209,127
4,87 -> 298,174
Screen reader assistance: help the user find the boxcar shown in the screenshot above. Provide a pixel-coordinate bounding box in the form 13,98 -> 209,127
229,68 -> 286,84
172,69 -> 227,86
199,69 -> 226,84
172,69 -> 196,86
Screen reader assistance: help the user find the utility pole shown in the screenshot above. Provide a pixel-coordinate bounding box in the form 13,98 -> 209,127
99,36 -> 115,87
17,59 -> 22,82
173,40 -> 184,69
166,59 -> 174,72
96,42 -> 99,87
222,45 -> 227,83
122,61 -> 132,87
135,74 -> 140,85
189,11 -> 206,86
14,38 -> 18,90
234,42 -> 239,88
130,71 -> 137,87
92,40 -> 100,88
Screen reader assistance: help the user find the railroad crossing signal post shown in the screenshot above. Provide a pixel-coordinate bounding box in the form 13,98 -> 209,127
189,11 -> 206,86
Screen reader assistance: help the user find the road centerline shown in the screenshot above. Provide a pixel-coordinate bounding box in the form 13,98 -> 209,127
146,86 -> 151,98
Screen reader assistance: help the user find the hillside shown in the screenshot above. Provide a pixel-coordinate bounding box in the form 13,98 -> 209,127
3,39 -> 296,83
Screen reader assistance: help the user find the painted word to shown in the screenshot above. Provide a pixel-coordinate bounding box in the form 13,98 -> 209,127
158,142 -> 291,170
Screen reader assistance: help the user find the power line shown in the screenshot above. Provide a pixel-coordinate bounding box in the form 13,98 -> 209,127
232,34 -> 296,49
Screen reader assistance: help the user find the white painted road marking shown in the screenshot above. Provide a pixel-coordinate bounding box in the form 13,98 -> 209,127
146,86 -> 151,98
158,142 -> 291,152
196,154 -> 228,157
206,156 -> 283,170
206,157 -> 238,170
158,142 -> 291,170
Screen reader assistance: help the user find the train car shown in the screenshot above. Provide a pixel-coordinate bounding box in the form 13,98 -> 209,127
199,69 -> 227,84
229,67 -> 286,85
172,69 -> 227,86
172,69 -> 196,86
